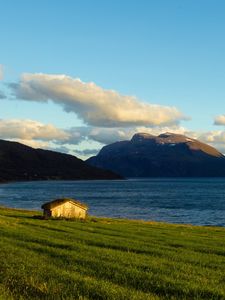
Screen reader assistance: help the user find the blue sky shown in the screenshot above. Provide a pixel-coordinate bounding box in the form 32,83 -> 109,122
0,0 -> 225,157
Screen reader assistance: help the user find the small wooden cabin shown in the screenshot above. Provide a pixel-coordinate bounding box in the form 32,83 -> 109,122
41,198 -> 88,219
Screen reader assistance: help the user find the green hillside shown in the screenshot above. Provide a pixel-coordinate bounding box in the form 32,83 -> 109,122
0,206 -> 225,300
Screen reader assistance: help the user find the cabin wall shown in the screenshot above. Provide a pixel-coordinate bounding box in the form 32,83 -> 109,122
50,202 -> 86,219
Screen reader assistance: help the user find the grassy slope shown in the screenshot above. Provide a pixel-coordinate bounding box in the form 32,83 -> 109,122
0,207 -> 225,300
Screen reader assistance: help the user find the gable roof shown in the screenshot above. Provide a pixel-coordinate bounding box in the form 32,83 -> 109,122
41,198 -> 88,210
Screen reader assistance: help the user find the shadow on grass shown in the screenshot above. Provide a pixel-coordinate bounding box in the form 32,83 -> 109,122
5,214 -> 43,220
5,214 -> 87,222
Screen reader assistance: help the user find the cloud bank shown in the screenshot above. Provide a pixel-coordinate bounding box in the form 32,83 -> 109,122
9,73 -> 187,127
214,115 -> 225,126
1,118 -> 225,157
74,148 -> 99,156
0,119 -> 69,141
61,126 -> 225,156
66,125 -> 188,145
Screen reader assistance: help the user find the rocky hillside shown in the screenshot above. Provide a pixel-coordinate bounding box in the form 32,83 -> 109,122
87,132 -> 225,177
0,139 -> 121,182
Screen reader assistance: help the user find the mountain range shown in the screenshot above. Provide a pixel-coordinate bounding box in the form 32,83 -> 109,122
0,139 -> 121,182
87,132 -> 225,177
1,133 -> 225,182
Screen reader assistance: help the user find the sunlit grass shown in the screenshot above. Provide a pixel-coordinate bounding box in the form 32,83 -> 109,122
0,206 -> 225,299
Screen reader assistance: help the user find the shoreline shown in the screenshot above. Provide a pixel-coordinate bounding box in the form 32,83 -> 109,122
1,178 -> 224,227
1,205 -> 224,229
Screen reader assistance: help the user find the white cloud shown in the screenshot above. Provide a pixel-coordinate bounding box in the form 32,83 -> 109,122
71,125 -> 188,145
11,139 -> 50,149
197,130 -> 225,144
67,126 -> 225,155
9,73 -> 187,127
0,65 -> 3,80
64,125 -> 200,147
196,131 -> 225,154
0,119 -> 69,141
74,148 -> 99,156
214,115 -> 225,126
62,126 -> 225,157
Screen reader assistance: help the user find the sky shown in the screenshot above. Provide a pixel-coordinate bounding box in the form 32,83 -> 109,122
0,0 -> 225,158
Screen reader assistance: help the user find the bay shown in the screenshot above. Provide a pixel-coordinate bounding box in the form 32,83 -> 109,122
0,178 -> 225,226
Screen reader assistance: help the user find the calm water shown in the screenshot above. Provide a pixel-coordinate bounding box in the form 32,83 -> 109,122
0,178 -> 225,226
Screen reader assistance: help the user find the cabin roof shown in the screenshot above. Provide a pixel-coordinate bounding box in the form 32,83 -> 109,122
41,198 -> 88,210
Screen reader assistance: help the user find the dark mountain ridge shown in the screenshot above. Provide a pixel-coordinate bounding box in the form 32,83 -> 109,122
87,132 -> 225,177
0,139 -> 121,182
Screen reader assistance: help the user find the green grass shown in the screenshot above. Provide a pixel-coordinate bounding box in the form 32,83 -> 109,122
0,207 -> 225,299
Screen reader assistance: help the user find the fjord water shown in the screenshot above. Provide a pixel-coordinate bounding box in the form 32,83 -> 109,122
0,178 -> 225,226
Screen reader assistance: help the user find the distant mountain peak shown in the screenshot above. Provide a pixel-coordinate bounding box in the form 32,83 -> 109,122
87,132 -> 225,177
131,132 -> 195,145
131,132 -> 156,142
158,132 -> 174,138
157,133 -> 194,144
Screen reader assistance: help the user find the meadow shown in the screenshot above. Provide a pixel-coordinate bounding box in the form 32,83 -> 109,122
0,206 -> 225,299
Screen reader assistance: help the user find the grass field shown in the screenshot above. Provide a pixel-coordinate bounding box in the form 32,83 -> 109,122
0,206 -> 225,299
